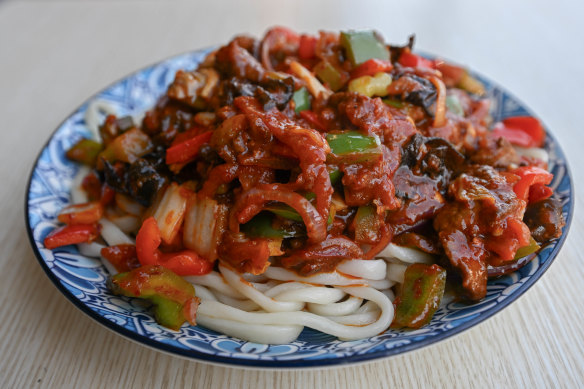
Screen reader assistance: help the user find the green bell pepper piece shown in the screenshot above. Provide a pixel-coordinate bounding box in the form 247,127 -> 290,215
514,237 -> 540,259
340,30 -> 390,66
382,99 -> 405,109
292,87 -> 311,113
314,61 -> 344,91
326,131 -> 379,155
263,191 -> 334,225
353,205 -> 378,243
109,265 -> 197,330
66,138 -> 104,167
328,167 -> 343,185
241,212 -> 301,238
391,263 -> 446,329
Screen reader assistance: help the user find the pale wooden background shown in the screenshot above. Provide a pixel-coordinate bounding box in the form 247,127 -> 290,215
1,1 -> 583,388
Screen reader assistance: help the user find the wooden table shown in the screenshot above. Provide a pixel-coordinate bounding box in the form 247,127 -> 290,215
1,1 -> 582,387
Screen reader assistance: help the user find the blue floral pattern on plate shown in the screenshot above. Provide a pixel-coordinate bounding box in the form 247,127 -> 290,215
25,49 -> 573,368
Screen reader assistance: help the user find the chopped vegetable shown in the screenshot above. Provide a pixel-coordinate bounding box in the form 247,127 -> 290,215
101,244 -> 140,272
513,237 -> 540,260
57,201 -> 103,225
353,205 -> 380,244
289,61 -> 332,99
97,128 -> 154,168
382,99 -> 405,108
348,72 -> 392,98
445,94 -> 464,116
264,192 -> 334,224
66,139 -> 104,167
350,58 -> 393,79
492,116 -> 545,148
109,265 -> 199,330
340,30 -> 390,66
512,166 -> 553,203
299,110 -> 326,131
151,183 -> 190,245
398,52 -> 435,69
391,263 -> 446,329
292,87 -> 311,113
328,167 -> 342,185
166,131 -> 212,165
298,34 -> 317,59
183,195 -> 227,261
44,223 -> 100,249
326,131 -> 379,155
457,72 -> 485,96
241,212 -> 300,239
136,217 -> 213,276
314,61 -> 345,91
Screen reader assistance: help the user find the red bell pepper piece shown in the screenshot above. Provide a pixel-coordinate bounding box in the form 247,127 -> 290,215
528,184 -> 554,204
81,171 -> 102,201
512,166 -> 553,202
350,58 -> 393,79
492,116 -> 545,148
398,52 -> 435,69
57,201 -> 104,225
136,217 -> 213,276
299,110 -> 326,131
100,184 -> 116,206
165,131 -> 212,165
170,127 -> 207,146
44,223 -> 100,249
101,244 -> 140,272
298,34 -> 317,60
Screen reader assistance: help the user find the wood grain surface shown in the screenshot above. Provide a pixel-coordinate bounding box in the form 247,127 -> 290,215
1,1 -> 582,388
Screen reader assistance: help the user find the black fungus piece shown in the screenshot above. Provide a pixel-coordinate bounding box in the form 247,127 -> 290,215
389,34 -> 415,63
401,133 -> 425,168
125,158 -> 168,207
421,137 -> 465,190
102,160 -> 128,194
219,76 -> 294,111
400,135 -> 466,193
524,198 -> 565,243
402,75 -> 437,116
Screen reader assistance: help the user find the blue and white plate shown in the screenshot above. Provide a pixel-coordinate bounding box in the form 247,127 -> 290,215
25,48 -> 573,368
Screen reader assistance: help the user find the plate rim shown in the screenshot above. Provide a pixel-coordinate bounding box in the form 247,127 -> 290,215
24,48 -> 575,369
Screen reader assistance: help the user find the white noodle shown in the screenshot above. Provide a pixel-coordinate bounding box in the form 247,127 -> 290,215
213,292 -> 261,312
108,214 -> 140,234
71,166 -> 90,205
376,243 -> 434,264
336,259 -> 387,280
242,273 -> 269,283
220,265 -> 304,312
381,288 -> 396,302
84,100 -> 116,140
78,242 -> 105,258
197,285 -> 393,342
185,271 -> 245,299
325,310 -> 380,326
264,266 -> 387,286
387,262 -> 408,284
191,285 -> 217,301
99,218 -> 134,246
306,296 -> 363,317
100,257 -> 118,275
263,281 -> 308,298
273,287 -> 346,304
196,315 -> 304,344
